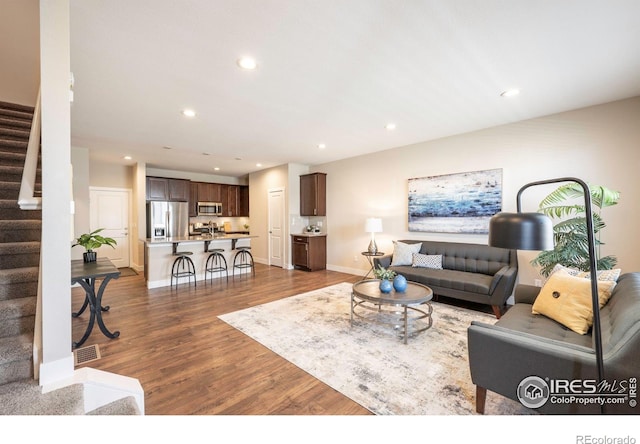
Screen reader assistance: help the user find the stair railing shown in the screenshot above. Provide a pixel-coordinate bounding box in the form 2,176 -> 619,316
18,88 -> 42,210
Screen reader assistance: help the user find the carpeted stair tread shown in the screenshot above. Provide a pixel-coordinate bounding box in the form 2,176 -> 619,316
0,333 -> 33,365
87,396 -> 141,415
0,200 -> 42,220
0,127 -> 30,140
0,245 -> 40,269
0,379 -> 85,415
0,240 -> 40,255
0,100 -> 34,114
0,150 -> 26,164
0,138 -> 28,152
0,267 -> 39,284
0,116 -> 31,130
0,267 -> 39,300
0,220 -> 41,243
0,296 -> 37,323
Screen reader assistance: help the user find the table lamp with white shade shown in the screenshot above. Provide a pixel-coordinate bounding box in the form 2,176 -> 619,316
365,217 -> 383,255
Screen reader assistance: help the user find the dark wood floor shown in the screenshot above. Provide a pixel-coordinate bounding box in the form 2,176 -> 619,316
72,263 -> 371,415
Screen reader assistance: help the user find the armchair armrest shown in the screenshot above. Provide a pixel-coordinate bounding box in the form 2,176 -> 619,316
514,284 -> 541,305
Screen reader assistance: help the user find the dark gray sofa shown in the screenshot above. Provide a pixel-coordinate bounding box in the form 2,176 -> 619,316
468,272 -> 640,414
373,240 -> 518,318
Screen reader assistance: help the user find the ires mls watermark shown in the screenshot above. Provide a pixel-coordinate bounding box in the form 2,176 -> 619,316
516,376 -> 637,409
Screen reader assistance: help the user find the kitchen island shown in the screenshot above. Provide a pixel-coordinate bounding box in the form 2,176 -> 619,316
143,234 -> 256,289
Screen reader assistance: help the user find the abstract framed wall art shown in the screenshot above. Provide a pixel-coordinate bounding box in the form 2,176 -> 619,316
408,168 -> 502,234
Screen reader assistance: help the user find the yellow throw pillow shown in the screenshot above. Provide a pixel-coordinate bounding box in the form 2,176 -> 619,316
532,270 -> 616,335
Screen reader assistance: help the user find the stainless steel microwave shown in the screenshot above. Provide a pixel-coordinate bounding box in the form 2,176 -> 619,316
197,202 -> 222,216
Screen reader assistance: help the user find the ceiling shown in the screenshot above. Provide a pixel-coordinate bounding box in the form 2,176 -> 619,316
67,0 -> 640,177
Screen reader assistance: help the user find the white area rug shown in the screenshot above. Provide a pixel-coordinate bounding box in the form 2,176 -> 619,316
219,282 -> 531,415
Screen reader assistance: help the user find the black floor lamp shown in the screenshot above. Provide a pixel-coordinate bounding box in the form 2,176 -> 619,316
488,177 -> 605,413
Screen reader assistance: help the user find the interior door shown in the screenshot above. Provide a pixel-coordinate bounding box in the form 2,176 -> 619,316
268,188 -> 284,267
90,187 -> 130,268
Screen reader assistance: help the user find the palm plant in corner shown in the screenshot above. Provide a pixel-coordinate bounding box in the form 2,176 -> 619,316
530,183 -> 620,277
72,228 -> 117,263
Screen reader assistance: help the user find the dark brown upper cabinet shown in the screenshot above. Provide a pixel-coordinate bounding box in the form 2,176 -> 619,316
300,172 -> 326,216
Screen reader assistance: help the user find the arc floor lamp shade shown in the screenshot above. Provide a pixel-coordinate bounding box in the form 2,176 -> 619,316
489,212 -> 554,251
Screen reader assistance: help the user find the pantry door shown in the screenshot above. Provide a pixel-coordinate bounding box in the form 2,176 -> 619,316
268,188 -> 285,267
89,187 -> 131,268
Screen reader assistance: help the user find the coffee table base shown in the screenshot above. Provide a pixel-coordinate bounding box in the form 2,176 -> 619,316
350,294 -> 433,344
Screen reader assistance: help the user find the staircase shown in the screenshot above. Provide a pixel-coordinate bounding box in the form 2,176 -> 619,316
0,100 -> 40,391
0,100 -> 140,415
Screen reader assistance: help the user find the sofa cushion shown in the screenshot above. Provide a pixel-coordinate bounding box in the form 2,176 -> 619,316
391,266 -> 493,295
391,241 -> 422,266
532,270 -> 616,335
412,253 -> 443,269
496,303 -> 593,348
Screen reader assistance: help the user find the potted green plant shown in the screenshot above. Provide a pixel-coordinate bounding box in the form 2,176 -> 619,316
374,264 -> 396,293
72,228 -> 117,263
530,183 -> 620,277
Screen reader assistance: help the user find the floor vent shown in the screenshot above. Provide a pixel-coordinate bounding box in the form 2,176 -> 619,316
73,344 -> 101,366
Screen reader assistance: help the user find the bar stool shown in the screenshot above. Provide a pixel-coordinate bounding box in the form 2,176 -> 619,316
204,247 -> 228,283
232,246 -> 255,278
171,251 -> 197,288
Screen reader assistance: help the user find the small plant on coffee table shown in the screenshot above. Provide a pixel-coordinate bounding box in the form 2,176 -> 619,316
373,264 -> 396,281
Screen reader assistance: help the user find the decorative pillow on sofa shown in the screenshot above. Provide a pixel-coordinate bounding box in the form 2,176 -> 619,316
412,253 -> 443,269
547,263 -> 621,282
390,241 -> 422,266
532,269 -> 617,335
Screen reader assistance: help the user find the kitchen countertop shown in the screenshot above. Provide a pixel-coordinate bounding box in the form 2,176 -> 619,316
145,233 -> 256,245
294,232 -> 327,237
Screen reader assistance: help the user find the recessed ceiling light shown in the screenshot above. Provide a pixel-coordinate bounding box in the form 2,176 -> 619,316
385,123 -> 397,131
214,167 -> 220,171
123,155 -> 132,160
256,163 -> 262,167
500,89 -> 520,98
182,109 -> 196,117
318,144 -> 326,149
237,57 -> 257,70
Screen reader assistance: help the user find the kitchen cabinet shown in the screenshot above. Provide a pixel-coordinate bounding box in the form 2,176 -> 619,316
291,234 -> 326,271
220,184 -> 248,217
146,177 -> 190,202
196,182 -> 221,202
189,182 -> 198,217
146,177 -> 169,201
239,185 -> 249,216
168,178 -> 190,202
300,172 -> 326,216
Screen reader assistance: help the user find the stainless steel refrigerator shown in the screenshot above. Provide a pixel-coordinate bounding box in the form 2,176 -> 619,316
146,201 -> 189,239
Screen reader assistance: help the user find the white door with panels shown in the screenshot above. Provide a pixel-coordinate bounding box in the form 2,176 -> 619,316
268,188 -> 285,267
90,187 -> 131,268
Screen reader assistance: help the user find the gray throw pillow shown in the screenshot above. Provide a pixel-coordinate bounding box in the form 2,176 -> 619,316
391,241 -> 422,266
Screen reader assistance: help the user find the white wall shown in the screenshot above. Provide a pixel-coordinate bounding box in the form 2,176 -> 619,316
249,164 -> 291,266
315,97 -> 640,285
0,0 -> 40,106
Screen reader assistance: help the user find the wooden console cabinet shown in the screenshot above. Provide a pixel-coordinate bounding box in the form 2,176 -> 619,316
291,234 -> 326,271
